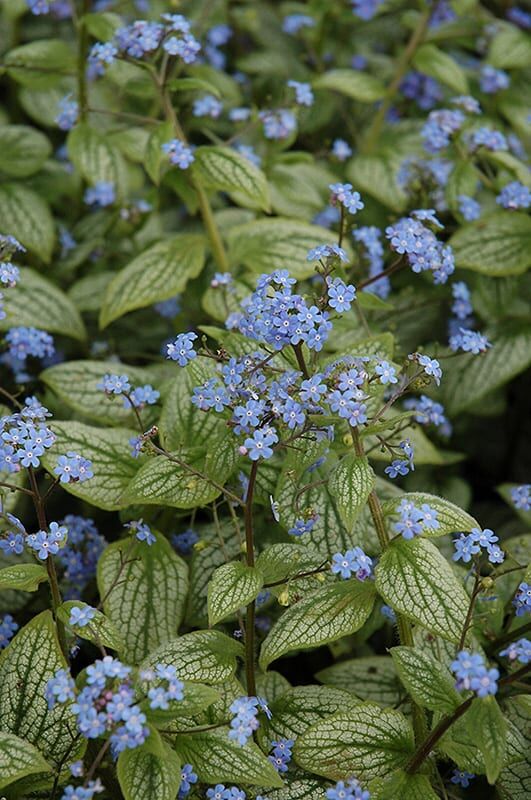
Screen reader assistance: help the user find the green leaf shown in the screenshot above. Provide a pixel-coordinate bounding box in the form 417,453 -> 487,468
497,697 -> 531,799
375,538 -> 469,642
450,212 -> 531,276
382,492 -> 479,537
413,43 -> 469,93
488,23 -> 531,69
467,697 -> 507,784
169,76 -> 222,96
41,421 -> 141,511
40,360 -> 158,425
0,185 -> 55,262
208,561 -> 264,625
294,703 -> 415,782
0,125 -> 51,177
123,437 -> 238,510
0,732 -> 51,792
484,151 -> 531,187
269,686 -> 360,740
67,122 -> 128,200
446,160 -> 481,215
227,218 -> 339,279
0,267 -> 86,340
118,739 -> 181,800
313,69 -> 385,102
390,646 -> 461,713
0,611 -> 83,768
100,234 -> 206,327
316,656 -> 402,706
57,601 -> 124,651
82,11 -> 122,41
263,779 -> 327,800
140,630 -> 243,684
174,727 -> 284,788
186,522 -> 242,627
140,682 -> 220,725
4,39 -> 75,88
97,533 -> 188,664
255,544 -> 326,586
192,145 -> 270,211
259,580 -> 376,670
347,154 -> 407,213
373,770 -> 439,800
438,327 -> 531,415
0,564 -> 47,593
144,121 -> 173,184
329,454 -> 375,530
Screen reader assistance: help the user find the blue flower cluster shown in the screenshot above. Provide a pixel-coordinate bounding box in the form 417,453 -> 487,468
172,528 -> 199,554
57,515 -> 106,597
228,695 -> 264,745
206,787 -> 248,800
287,80 -> 314,107
385,211 -> 455,284
384,439 -> 415,479
193,94 -> 223,119
55,95 -> 79,131
0,397 -> 55,473
351,0 -> 384,21
98,373 -> 160,410
88,13 -> 201,78
514,582 -> 531,616
59,780 -> 102,800
326,777 -> 370,799
55,451 -> 94,483
480,65 -> 510,94
392,499 -> 439,540
331,139 -> 353,161
458,194 -> 481,221
421,108 -> 465,153
0,614 -> 18,649
511,484 -> 530,511
469,127 -> 508,152
27,0 -> 70,17
268,737 -> 294,773
69,605 -> 96,627
124,519 -> 156,546
84,182 -> 115,208
5,326 -> 55,366
496,181 -> 531,210
499,637 -> 531,664
161,139 -> 196,169
26,521 -> 68,560
401,72 -> 442,110
451,650 -> 499,697
331,547 -> 373,580
288,517 -> 317,537
453,527 -> 504,564
259,109 -> 297,140
307,244 -> 348,263
404,395 -> 451,435
449,327 -> 491,354
353,226 -> 389,298
282,14 -> 315,34
329,183 -> 364,215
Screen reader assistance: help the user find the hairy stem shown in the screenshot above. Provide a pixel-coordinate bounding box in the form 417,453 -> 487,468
458,573 -> 481,651
361,6 -> 431,153
244,461 -> 259,697
351,427 -> 428,743
76,0 -> 89,121
406,663 -> 531,774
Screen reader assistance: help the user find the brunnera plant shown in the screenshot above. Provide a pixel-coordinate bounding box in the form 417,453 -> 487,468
0,1 -> 530,799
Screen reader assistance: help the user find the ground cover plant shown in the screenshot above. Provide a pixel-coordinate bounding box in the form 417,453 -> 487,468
0,0 -> 530,798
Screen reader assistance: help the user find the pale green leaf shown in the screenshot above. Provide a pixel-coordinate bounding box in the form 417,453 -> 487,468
40,360 -> 158,426
97,533 -> 188,663
67,122 -> 128,199
438,327 -> 531,415
4,39 -> 75,88
488,23 -> 531,69
316,656 -> 401,706
390,646 -> 461,713
0,564 -> 47,593
140,630 -> 243,684
413,43 -> 469,93
0,267 -> 86,340
57,601 -> 124,651
347,154 -> 407,213
467,696 -> 507,784
375,538 -> 469,642
372,770 -> 439,800
259,580 -> 376,670
118,739 -> 181,800
227,218 -> 340,280
0,732 -> 51,792
100,234 -> 205,327
0,125 -> 51,177
329,454 -> 375,530
313,69 -> 385,102
269,686 -> 360,740
0,185 -> 55,262
0,611 -> 83,768
174,727 -> 284,788
294,702 -> 415,782
382,492 -> 479,537
144,121 -> 173,183
450,212 -> 531,276
208,561 -> 264,625
193,145 -> 270,211
255,544 -> 326,586
41,421 -> 141,511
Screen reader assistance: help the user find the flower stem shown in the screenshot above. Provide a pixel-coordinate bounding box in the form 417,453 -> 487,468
351,427 -> 428,743
76,0 -> 89,121
244,461 -> 259,697
361,6 -> 432,153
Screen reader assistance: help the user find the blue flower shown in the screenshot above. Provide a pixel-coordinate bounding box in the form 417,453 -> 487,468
451,770 -> 475,788
457,194 -> 481,221
162,139 -> 195,169
375,360 -> 397,385
417,354 -> 442,385
307,244 -> 348,262
496,181 -> 531,210
287,80 -> 314,106
166,332 -> 198,365
124,519 -> 155,546
510,484 -> 530,511
259,109 -> 297,140
331,139 -> 352,160
480,65 -> 510,94
179,763 -> 198,796
331,547 -> 373,580
243,428 -> 278,461
282,14 -> 315,34
193,94 -> 223,118
69,605 -> 96,627
54,452 -> 93,483
514,582 -> 531,617
84,181 -> 115,207
499,637 -> 531,665
0,614 -> 18,649
449,327 -> 491,354
172,529 -> 199,555
288,518 -> 316,536
55,94 -> 79,130
327,278 -> 356,313
0,532 -> 24,556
